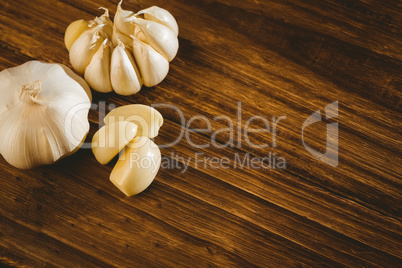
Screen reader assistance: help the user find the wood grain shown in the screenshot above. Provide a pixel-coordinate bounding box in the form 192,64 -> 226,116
0,0 -> 401,267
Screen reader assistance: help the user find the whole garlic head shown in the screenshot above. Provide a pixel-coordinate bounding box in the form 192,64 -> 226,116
0,61 -> 91,169
65,1 -> 179,95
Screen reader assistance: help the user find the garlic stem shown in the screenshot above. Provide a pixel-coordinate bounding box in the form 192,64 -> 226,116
19,80 -> 41,104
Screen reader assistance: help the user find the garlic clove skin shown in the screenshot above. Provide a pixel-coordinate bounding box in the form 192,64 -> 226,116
92,7 -> 113,37
104,104 -> 163,138
136,6 -> 179,37
133,18 -> 178,62
92,121 -> 138,165
110,41 -> 142,95
69,25 -> 106,75
84,38 -> 113,93
0,61 -> 90,169
110,136 -> 161,196
65,19 -> 91,51
132,37 -> 169,87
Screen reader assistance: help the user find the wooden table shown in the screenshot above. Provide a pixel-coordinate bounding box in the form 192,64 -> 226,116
0,0 -> 401,267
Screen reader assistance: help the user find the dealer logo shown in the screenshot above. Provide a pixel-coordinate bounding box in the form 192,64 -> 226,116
302,101 -> 339,167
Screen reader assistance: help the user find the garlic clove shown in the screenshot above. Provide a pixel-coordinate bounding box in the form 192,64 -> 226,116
114,0 -> 137,37
136,6 -> 179,37
92,121 -> 138,165
110,136 -> 161,196
69,25 -> 106,75
132,18 -> 179,62
112,23 -> 133,49
132,37 -> 169,87
64,19 -> 91,51
110,41 -> 143,95
114,1 -> 147,42
104,104 -> 163,138
133,24 -> 148,43
84,39 -> 113,93
0,61 -> 90,169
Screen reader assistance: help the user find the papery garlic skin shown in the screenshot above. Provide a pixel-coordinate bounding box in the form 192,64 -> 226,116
110,41 -> 142,95
110,136 -> 161,196
59,64 -> 92,101
136,6 -> 179,36
104,104 -> 163,138
92,121 -> 138,165
84,38 -> 113,93
92,7 -> 114,36
0,61 -> 91,169
132,37 -> 169,87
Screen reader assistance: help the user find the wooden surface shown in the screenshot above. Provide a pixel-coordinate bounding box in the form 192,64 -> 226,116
0,0 -> 401,267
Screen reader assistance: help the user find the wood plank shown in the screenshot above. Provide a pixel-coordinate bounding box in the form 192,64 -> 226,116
0,0 -> 401,267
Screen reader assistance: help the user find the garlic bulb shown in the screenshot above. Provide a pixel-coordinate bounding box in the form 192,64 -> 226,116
65,1 -> 179,95
0,61 -> 91,169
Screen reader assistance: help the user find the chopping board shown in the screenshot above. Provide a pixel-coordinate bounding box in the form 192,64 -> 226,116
0,0 -> 401,267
